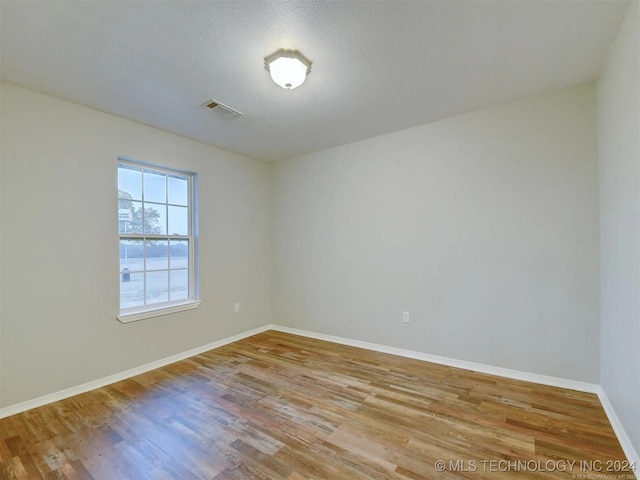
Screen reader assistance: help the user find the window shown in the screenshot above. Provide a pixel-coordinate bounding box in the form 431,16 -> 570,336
117,159 -> 199,322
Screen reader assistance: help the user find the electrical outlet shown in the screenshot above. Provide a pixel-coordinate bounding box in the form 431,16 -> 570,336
403,311 -> 410,323
234,302 -> 240,313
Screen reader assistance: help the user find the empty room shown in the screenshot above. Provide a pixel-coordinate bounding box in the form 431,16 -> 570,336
0,0 -> 638,479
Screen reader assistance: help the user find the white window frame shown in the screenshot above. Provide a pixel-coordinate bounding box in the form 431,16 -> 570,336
117,158 -> 200,323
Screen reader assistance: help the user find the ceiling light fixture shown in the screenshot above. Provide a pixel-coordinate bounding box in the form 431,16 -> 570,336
264,49 -> 312,90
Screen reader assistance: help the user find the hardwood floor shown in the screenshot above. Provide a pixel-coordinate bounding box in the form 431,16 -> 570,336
0,330 -> 635,479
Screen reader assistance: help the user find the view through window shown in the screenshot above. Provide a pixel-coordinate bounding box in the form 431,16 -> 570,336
118,160 -> 196,315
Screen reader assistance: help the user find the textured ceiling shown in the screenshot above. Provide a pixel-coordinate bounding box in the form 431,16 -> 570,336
0,0 -> 630,162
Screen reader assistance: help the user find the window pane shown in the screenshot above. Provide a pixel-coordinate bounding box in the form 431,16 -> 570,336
146,240 -> 168,271
118,165 -> 142,201
170,240 -> 189,269
170,269 -> 189,301
168,206 -> 189,235
143,203 -> 167,234
144,171 -> 166,203
123,201 -> 143,234
120,240 -> 144,272
120,272 -> 144,309
118,208 -> 134,234
168,175 -> 188,206
146,271 -> 169,305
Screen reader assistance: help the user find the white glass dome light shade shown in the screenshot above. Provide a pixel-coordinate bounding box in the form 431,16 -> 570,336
264,49 -> 312,90
268,56 -> 307,89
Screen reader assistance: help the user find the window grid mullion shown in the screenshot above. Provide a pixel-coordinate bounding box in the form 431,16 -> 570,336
167,239 -> 172,301
121,234 -> 190,240
141,170 -> 145,235
143,239 -> 147,306
165,174 -> 169,235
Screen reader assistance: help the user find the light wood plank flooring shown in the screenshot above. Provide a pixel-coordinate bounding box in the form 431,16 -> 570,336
0,330 -> 634,479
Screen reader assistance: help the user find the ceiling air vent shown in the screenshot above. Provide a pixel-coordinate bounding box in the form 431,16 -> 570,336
203,99 -> 243,118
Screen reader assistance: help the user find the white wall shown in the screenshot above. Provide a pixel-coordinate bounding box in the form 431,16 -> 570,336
272,84 -> 600,382
597,1 -> 640,455
0,83 -> 272,407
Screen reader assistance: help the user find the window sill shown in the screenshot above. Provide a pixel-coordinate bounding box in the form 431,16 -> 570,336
117,300 -> 201,324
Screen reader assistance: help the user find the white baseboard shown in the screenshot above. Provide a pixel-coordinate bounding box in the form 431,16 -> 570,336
0,325 -> 271,419
597,387 -> 640,478
268,324 -> 600,393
